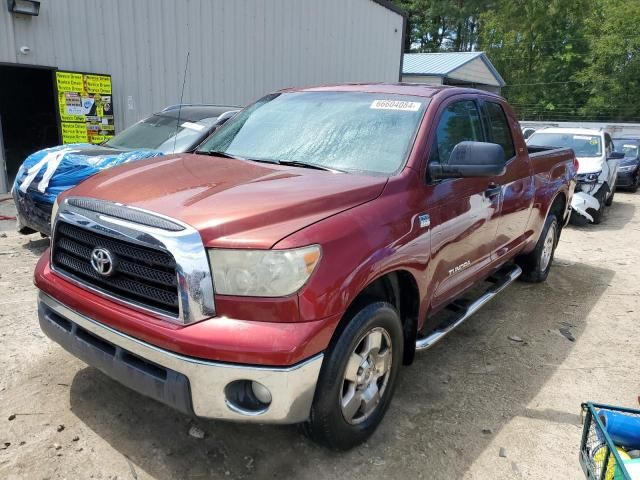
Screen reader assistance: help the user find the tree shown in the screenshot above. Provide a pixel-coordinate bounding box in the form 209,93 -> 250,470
477,0 -> 592,121
577,0 -> 640,122
392,0 -> 640,122
394,0 -> 490,52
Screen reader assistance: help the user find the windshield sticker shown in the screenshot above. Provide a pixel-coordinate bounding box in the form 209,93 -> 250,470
181,121 -> 205,132
370,100 -> 421,111
624,144 -> 637,149
573,135 -> 594,140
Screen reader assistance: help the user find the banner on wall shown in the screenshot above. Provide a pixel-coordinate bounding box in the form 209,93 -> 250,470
55,71 -> 115,144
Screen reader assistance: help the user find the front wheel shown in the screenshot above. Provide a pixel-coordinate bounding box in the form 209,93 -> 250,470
302,301 -> 403,450
517,214 -> 559,283
604,186 -> 615,206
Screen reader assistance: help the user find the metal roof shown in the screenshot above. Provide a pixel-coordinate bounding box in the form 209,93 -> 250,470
403,52 -> 506,87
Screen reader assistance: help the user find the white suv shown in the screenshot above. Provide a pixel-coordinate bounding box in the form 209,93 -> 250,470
527,127 -> 623,224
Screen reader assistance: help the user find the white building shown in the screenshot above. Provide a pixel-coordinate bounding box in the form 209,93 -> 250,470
0,0 -> 406,192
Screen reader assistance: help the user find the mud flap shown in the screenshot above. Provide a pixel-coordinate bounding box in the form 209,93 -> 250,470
571,191 -> 601,223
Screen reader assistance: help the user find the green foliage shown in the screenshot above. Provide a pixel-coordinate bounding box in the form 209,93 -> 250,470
394,0 -> 491,52
392,0 -> 640,122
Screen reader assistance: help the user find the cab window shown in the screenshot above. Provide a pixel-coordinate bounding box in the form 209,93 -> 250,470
485,102 -> 516,160
430,100 -> 484,165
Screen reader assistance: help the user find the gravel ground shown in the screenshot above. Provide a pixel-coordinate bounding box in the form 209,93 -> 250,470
0,192 -> 639,480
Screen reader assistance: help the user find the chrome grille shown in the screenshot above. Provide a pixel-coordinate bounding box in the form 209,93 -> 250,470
52,221 -> 179,316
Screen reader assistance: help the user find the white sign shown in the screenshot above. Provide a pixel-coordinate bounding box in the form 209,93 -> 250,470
370,100 -> 421,111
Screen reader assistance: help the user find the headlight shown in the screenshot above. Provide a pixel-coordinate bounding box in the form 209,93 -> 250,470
208,245 -> 321,297
577,171 -> 601,183
618,164 -> 636,173
50,198 -> 60,232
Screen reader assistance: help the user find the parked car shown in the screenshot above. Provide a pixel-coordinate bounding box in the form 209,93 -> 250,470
613,137 -> 640,192
527,127 -> 623,224
521,126 -> 537,140
12,104 -> 239,235
35,85 -> 576,450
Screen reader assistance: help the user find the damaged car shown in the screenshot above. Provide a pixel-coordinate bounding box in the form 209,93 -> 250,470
527,127 -> 624,224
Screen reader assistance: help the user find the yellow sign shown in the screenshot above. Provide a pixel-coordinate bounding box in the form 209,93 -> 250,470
55,71 -> 115,145
61,122 -> 89,143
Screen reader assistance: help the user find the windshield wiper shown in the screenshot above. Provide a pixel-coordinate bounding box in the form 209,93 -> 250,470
277,160 -> 346,173
195,150 -> 246,160
195,151 -> 344,172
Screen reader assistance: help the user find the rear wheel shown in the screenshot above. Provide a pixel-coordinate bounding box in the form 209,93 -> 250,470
517,214 -> 559,283
302,301 -> 403,450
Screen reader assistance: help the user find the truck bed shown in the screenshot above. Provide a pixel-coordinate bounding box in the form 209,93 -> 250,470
527,145 -> 576,176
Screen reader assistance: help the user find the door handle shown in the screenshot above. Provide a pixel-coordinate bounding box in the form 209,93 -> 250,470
485,183 -> 501,198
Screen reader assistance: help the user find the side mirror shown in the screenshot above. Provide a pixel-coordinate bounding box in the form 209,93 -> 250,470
429,141 -> 506,179
608,151 -> 625,160
214,109 -> 240,127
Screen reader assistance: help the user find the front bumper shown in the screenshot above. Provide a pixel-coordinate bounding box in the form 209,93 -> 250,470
616,170 -> 638,187
12,186 -> 53,235
38,291 -> 324,424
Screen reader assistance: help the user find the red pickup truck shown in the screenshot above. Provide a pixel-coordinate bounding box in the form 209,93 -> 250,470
35,84 -> 576,450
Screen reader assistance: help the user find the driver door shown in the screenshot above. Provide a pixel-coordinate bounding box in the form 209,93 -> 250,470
426,98 -> 502,312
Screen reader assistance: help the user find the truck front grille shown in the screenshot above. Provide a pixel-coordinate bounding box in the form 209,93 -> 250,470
52,221 -> 179,316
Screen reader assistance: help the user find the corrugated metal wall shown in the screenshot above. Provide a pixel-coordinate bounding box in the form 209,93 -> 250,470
0,0 -> 404,192
1,0 -> 403,130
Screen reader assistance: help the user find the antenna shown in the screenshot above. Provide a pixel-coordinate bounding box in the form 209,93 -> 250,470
172,51 -> 190,154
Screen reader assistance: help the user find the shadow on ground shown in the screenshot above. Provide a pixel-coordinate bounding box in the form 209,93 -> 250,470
21,236 -> 49,255
68,260 -> 614,480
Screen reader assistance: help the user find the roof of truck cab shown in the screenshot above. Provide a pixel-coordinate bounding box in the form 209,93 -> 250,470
284,83 -> 503,99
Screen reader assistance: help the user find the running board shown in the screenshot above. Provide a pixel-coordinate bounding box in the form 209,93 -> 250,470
415,264 -> 522,351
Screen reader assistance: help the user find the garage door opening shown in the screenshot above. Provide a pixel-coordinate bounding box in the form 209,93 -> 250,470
0,64 -> 59,192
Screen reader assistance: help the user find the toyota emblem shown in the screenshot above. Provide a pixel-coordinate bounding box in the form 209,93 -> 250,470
91,247 -> 116,276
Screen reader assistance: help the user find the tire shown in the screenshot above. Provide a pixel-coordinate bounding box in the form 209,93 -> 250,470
302,301 -> 404,450
569,210 -> 590,226
629,174 -> 639,193
516,214 -> 559,283
589,186 -> 608,224
604,186 -> 614,207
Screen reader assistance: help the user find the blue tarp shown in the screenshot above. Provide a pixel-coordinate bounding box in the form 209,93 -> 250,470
13,144 -> 164,204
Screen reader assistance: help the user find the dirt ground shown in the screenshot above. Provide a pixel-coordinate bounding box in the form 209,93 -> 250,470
0,191 -> 638,480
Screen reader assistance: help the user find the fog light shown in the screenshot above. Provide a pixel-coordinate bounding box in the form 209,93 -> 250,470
224,380 -> 271,415
251,381 -> 272,404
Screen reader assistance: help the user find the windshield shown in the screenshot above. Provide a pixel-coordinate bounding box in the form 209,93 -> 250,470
198,92 -> 429,175
527,132 -> 602,157
104,114 -> 218,153
614,142 -> 639,158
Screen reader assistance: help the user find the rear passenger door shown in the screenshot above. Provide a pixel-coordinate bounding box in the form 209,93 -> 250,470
480,100 -> 534,259
427,98 -> 502,311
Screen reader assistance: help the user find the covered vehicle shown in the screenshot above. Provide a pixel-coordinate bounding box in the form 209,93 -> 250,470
12,104 -> 239,235
613,137 -> 640,192
527,127 -> 623,224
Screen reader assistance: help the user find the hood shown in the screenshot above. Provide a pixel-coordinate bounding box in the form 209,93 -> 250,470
15,143 -> 164,205
576,155 -> 605,174
66,153 -> 387,248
